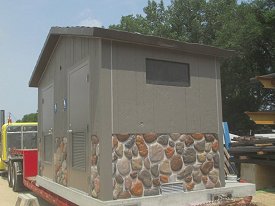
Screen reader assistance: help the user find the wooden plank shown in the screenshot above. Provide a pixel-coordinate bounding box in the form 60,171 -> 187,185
248,154 -> 275,160
224,147 -> 231,175
229,145 -> 275,153
224,147 -> 237,175
224,158 -> 231,168
230,139 -> 275,147
239,156 -> 249,160
232,136 -> 258,141
224,147 -> 231,159
257,151 -> 267,155
224,165 -> 230,176
255,143 -> 273,147
231,158 -> 275,166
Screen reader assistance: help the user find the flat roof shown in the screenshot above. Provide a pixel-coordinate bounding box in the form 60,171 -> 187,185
250,73 -> 275,89
245,111 -> 275,125
29,26 -> 235,87
257,73 -> 275,79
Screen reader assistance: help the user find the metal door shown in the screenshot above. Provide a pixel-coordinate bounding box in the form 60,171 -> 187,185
41,84 -> 54,179
67,62 -> 89,192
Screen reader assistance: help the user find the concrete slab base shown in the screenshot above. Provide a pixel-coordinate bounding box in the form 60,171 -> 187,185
241,163 -> 275,190
36,176 -> 255,206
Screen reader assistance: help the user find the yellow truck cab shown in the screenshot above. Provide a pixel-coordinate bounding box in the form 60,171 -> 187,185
0,122 -> 38,171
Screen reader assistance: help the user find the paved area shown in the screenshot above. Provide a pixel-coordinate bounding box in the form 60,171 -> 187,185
0,174 -> 52,206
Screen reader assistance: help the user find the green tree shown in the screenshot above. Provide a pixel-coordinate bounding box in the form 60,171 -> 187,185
17,113 -> 38,123
168,0 -> 206,42
217,1 -> 275,134
110,0 -> 170,37
110,0 -> 275,135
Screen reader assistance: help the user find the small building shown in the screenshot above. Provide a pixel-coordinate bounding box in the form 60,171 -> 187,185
29,27 -> 233,202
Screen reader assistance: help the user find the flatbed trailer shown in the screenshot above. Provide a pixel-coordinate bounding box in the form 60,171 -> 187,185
10,148 -> 77,206
10,149 -> 256,206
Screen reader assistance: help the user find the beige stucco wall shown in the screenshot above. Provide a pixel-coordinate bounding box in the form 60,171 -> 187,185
37,36 -> 225,201
102,40 -> 222,135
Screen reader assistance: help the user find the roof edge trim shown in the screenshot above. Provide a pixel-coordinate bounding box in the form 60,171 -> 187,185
29,26 -> 235,87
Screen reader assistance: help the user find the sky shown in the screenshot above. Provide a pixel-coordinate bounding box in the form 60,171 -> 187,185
0,0 -> 170,122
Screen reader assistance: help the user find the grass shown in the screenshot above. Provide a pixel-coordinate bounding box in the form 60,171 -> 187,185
256,187 -> 275,194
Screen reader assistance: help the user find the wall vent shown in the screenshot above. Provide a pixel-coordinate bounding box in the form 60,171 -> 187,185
72,131 -> 86,170
161,182 -> 184,194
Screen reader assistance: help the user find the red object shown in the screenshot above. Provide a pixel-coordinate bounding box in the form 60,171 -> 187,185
23,179 -> 77,206
12,149 -> 77,206
11,149 -> 38,178
23,149 -> 38,178
239,179 -> 248,183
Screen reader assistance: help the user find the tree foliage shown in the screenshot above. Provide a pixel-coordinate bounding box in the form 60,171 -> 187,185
110,0 -> 275,135
16,113 -> 38,123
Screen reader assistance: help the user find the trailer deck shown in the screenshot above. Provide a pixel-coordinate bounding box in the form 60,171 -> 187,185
10,149 -> 256,206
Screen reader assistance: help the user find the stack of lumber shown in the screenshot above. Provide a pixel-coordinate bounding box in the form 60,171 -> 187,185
228,136 -> 275,166
224,147 -> 237,176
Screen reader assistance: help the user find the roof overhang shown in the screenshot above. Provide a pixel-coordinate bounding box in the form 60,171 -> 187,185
245,111 -> 275,125
254,73 -> 275,89
29,26 -> 236,87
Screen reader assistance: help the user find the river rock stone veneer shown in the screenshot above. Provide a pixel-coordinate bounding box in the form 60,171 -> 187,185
54,137 -> 68,186
112,133 -> 220,200
90,135 -> 100,198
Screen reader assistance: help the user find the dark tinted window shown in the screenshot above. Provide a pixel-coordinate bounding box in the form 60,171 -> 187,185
146,59 -> 190,87
7,133 -> 21,150
23,126 -> 37,132
23,132 -> 37,149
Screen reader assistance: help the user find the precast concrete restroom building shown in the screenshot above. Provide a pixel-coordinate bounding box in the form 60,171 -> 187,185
29,27 -> 237,204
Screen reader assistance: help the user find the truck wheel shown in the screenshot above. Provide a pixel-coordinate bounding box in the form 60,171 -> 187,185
12,162 -> 23,192
7,162 -> 13,187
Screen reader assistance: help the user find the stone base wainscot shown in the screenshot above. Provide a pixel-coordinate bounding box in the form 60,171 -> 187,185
90,135 -> 100,198
112,133 -> 220,200
54,137 -> 68,186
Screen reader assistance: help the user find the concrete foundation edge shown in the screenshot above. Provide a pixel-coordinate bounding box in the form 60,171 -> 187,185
36,176 -> 255,206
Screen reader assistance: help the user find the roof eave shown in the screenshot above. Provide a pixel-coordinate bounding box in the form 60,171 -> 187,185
29,27 -> 235,87
29,29 -> 61,87
91,27 -> 235,58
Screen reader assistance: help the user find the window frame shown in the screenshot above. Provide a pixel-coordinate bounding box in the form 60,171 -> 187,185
145,58 -> 190,87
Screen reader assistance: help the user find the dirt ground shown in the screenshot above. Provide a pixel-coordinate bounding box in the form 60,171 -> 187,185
252,188 -> 275,206
0,174 -> 52,206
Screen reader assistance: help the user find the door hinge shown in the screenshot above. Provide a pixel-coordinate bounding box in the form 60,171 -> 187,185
86,74 -> 89,82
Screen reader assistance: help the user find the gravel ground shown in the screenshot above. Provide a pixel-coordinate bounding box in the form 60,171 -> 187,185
0,174 -> 52,206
